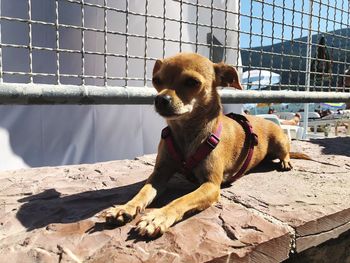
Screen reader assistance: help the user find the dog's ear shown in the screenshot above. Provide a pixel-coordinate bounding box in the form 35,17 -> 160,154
214,63 -> 242,90
153,59 -> 163,76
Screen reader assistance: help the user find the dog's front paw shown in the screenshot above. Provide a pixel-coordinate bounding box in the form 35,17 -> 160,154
135,209 -> 177,238
99,204 -> 141,226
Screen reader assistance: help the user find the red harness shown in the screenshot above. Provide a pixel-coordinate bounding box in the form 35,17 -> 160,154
161,113 -> 258,185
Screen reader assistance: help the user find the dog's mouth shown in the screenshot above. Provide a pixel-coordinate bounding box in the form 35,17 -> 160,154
154,97 -> 196,120
155,105 -> 195,121
155,107 -> 185,119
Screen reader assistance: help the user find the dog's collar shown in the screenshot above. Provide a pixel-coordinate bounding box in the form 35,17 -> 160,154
161,113 -> 258,185
161,121 -> 222,175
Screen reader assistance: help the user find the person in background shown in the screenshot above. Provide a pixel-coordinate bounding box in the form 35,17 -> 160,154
320,109 -> 332,118
338,68 -> 350,109
268,107 -> 276,114
280,113 -> 301,126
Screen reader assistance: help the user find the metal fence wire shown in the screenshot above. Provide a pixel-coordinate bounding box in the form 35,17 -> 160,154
0,0 -> 350,102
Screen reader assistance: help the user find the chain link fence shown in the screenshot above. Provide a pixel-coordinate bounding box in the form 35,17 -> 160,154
0,0 -> 350,103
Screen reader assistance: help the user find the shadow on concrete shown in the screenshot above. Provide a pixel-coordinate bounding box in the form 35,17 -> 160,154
249,160 -> 282,174
16,181 -> 145,231
16,177 -> 197,232
309,137 -> 350,157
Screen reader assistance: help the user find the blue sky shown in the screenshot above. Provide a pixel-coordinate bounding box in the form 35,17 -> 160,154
240,0 -> 349,48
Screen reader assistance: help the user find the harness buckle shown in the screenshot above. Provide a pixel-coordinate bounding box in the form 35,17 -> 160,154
206,133 -> 220,149
161,126 -> 171,139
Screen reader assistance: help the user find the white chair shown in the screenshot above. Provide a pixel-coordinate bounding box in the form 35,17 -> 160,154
299,111 -> 321,120
276,112 -> 295,120
257,114 -> 304,141
257,114 -> 281,125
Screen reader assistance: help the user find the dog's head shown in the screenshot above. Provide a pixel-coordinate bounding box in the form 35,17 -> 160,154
152,53 -> 242,120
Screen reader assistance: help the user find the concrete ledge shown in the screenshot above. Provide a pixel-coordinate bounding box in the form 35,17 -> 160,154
0,138 -> 349,262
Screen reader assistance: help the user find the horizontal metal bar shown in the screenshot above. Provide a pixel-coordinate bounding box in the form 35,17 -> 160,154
0,84 -> 156,104
220,89 -> 350,103
0,84 -> 349,105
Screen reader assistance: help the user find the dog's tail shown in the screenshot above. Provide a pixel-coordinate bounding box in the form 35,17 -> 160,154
289,152 -> 339,167
289,152 -> 313,160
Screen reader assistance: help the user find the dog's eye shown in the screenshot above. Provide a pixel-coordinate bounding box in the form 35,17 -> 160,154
152,77 -> 163,86
184,77 -> 200,87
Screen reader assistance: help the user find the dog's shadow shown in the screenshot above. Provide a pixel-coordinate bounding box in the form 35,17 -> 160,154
248,159 -> 282,174
16,176 -> 197,234
16,162 -> 279,239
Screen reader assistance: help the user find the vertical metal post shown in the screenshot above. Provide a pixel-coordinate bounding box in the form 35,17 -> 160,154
143,0 -> 149,86
125,0 -> 129,86
224,0 -> 228,62
209,0 -> 214,60
103,0 -> 107,86
162,0 -> 166,58
55,0 -> 60,84
303,0 -> 314,139
259,1 -> 265,90
81,0 -> 85,85
179,0 -> 183,53
195,0 -> 199,53
237,0 -> 241,69
248,0 -> 253,89
0,0 -> 3,83
28,0 -> 33,83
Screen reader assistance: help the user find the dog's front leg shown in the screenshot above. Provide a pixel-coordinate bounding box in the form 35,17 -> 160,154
136,180 -> 220,237
100,161 -> 176,226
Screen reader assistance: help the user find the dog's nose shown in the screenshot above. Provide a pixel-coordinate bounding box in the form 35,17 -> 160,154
155,94 -> 172,109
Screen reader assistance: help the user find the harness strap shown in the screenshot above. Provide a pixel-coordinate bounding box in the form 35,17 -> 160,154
161,113 -> 258,185
161,127 -> 182,164
161,122 -> 222,174
224,113 -> 258,185
184,123 -> 222,171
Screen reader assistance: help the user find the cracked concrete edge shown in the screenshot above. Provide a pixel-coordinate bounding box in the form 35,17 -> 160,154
295,219 -> 350,253
221,193 -> 297,254
221,191 -> 350,259
295,207 -> 350,237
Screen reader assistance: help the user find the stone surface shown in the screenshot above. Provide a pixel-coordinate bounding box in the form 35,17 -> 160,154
0,138 -> 349,262
221,137 -> 350,253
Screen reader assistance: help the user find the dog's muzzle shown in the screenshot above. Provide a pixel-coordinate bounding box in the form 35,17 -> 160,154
154,94 -> 173,114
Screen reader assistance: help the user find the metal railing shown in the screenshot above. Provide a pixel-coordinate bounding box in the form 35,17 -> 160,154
0,0 -> 349,104
0,83 -> 349,105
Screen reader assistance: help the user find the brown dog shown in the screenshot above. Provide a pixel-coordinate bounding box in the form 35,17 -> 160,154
100,53 -> 292,237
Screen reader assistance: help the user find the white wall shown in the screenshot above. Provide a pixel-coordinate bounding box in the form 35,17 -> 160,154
0,0 -> 242,171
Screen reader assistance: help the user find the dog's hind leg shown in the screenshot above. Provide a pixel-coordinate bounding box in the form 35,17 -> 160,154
268,134 -> 293,171
280,152 -> 293,171
276,139 -> 293,171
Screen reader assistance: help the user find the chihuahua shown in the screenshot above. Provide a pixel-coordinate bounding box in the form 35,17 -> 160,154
100,53 -> 294,237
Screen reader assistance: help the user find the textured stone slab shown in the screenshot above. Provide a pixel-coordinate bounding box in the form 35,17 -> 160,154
0,160 -> 290,262
0,159 -> 291,262
222,137 -> 350,253
0,138 -> 349,262
285,230 -> 350,263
